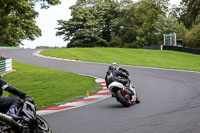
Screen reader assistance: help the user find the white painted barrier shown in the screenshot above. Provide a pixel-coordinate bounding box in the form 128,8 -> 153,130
0,57 -> 12,74
5,58 -> 12,72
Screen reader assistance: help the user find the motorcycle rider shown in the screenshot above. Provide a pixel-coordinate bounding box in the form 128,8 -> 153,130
0,76 -> 26,120
105,63 -> 140,103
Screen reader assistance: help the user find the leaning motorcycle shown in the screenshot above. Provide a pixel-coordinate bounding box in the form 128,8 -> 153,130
0,96 -> 51,133
108,76 -> 139,107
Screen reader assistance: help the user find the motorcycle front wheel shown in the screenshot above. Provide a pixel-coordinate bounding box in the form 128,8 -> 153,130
115,90 -> 131,107
33,115 -> 52,133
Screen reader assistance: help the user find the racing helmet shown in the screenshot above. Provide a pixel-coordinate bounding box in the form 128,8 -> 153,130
109,62 -> 121,71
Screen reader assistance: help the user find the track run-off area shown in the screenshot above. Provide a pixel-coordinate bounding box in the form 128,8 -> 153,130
1,48 -> 200,133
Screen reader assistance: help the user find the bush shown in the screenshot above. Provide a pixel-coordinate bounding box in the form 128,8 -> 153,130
184,25 -> 200,48
108,36 -> 122,47
124,43 -> 138,48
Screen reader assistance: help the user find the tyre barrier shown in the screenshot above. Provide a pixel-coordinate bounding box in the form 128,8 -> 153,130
0,56 -> 12,74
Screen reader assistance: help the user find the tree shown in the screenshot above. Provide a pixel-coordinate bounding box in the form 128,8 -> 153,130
56,0 -> 122,47
180,0 -> 200,28
108,0 -> 133,47
115,0 -> 169,48
176,0 -> 200,48
155,14 -> 186,44
57,1 -> 105,47
57,0 -> 171,48
0,0 -> 60,46
184,25 -> 200,48
134,0 -> 170,47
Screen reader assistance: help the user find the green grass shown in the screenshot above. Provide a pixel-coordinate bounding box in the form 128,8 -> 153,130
41,48 -> 200,72
0,46 -> 19,48
2,62 -> 100,110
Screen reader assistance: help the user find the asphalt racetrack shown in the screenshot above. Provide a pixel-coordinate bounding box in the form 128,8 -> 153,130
1,48 -> 200,133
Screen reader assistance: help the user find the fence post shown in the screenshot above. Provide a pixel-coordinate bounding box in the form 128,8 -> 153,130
160,45 -> 163,50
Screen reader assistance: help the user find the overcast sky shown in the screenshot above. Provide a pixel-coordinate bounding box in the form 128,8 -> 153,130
22,0 -> 181,49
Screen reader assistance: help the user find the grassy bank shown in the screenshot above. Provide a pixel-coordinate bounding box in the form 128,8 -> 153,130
0,46 -> 19,48
2,62 -> 100,110
41,48 -> 200,72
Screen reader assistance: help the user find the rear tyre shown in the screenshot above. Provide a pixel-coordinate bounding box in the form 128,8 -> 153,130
115,90 -> 131,107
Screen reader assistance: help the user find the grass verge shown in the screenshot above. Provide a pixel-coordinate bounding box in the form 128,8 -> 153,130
2,62 -> 100,110
41,48 -> 200,72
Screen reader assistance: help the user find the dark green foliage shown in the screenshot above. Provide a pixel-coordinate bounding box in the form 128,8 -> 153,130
0,0 -> 60,46
116,0 -> 169,47
134,0 -> 169,47
57,0 -> 122,48
180,0 -> 200,28
184,25 -> 200,48
57,0 -> 171,48
108,36 -> 122,47
155,14 -> 186,45
56,0 -> 200,49
175,0 -> 200,48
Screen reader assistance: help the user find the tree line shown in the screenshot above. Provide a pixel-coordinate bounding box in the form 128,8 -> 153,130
56,0 -> 200,48
0,0 -> 200,48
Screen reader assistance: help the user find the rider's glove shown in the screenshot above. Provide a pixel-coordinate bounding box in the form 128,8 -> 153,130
19,92 -> 26,99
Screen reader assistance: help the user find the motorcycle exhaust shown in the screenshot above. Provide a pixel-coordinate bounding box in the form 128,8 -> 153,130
121,88 -> 133,95
0,112 -> 21,131
111,86 -> 133,96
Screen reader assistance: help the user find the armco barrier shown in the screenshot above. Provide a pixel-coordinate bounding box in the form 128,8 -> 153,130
142,45 -> 200,55
142,45 -> 161,50
163,46 -> 200,55
0,57 -> 12,74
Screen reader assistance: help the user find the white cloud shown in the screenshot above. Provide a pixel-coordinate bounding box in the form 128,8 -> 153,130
170,0 -> 181,6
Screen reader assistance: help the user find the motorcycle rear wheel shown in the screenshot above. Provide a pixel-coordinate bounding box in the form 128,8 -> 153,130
115,90 -> 131,107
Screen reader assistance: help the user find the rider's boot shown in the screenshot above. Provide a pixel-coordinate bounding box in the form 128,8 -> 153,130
129,86 -> 140,104
8,105 -> 21,120
135,96 -> 140,104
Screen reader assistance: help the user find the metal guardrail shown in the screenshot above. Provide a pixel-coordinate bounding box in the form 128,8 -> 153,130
0,57 -> 12,74
142,45 -> 200,55
163,46 -> 200,55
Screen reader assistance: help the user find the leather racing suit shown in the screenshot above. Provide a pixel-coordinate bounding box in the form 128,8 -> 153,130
0,77 -> 26,119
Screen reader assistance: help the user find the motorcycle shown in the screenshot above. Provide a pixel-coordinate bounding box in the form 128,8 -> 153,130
0,96 -> 51,133
108,76 -> 139,107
